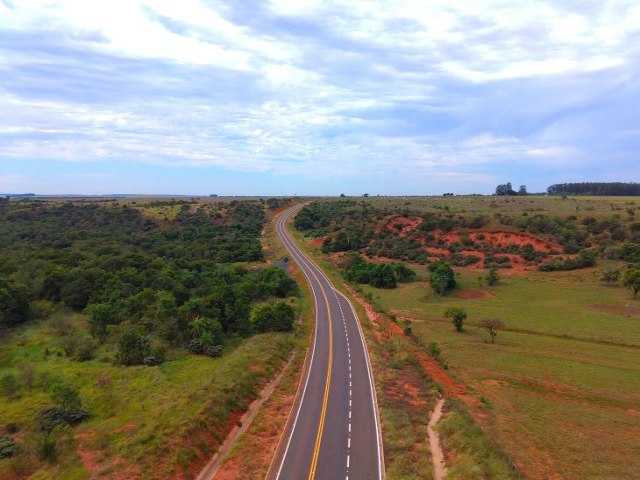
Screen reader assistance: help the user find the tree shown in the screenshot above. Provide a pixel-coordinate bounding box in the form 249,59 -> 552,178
189,316 -> 223,352
478,319 -> 505,343
87,303 -> 118,342
518,185 -> 527,195
428,261 -> 456,295
117,328 -> 150,366
445,307 -> 467,332
0,276 -> 30,328
50,382 -> 81,411
622,267 -> 640,296
486,267 -> 500,286
600,268 -> 621,284
249,301 -> 295,332
495,182 -> 516,196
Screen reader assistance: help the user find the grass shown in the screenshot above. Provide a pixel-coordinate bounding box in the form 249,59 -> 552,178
0,315 -> 293,479
359,267 -> 640,480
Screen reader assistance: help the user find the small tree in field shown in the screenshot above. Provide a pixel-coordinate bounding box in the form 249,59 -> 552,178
622,267 -> 640,296
445,307 -> 467,332
479,319 -> 504,343
486,267 -> 500,286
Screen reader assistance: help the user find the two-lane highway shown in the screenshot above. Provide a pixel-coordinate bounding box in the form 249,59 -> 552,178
269,206 -> 384,480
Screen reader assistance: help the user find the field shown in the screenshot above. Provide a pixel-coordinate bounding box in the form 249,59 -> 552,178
295,195 -> 640,479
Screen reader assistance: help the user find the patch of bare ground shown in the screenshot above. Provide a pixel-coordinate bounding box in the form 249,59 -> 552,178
455,289 -> 495,299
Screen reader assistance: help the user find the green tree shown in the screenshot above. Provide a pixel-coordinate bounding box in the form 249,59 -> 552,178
50,382 -> 81,411
622,267 -> 640,296
117,328 -> 150,366
428,262 -> 456,295
0,276 -> 30,328
486,267 -> 500,286
249,301 -> 295,332
445,307 -> 467,332
189,316 -> 223,349
87,303 -> 118,342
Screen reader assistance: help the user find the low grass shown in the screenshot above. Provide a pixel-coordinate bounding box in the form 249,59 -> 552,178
0,315 -> 293,479
359,267 -> 640,480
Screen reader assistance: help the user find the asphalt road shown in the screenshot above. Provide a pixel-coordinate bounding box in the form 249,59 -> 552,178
269,206 -> 384,480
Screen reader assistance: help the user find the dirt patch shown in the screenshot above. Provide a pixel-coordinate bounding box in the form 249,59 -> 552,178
455,289 -> 494,299
588,304 -> 640,318
482,379 -> 507,387
381,215 -> 422,236
309,238 -> 323,248
111,423 -> 138,434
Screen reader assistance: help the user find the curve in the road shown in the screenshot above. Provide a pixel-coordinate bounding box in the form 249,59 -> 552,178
269,205 -> 384,480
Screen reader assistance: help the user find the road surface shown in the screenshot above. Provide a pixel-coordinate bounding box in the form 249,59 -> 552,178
269,205 -> 384,480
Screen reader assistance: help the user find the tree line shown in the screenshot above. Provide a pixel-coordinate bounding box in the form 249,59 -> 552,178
547,182 -> 640,196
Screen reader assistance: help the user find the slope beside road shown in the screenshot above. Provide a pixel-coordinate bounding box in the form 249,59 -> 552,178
267,205 -> 385,480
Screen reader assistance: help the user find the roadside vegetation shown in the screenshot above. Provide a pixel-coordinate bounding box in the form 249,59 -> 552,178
0,198 -> 301,478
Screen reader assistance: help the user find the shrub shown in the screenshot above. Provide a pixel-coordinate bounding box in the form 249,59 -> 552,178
37,407 -> 89,433
486,267 -> 500,286
428,341 -> 441,359
445,308 -> 467,332
0,373 -> 19,399
428,261 -> 456,295
0,434 -> 16,459
117,328 -> 152,366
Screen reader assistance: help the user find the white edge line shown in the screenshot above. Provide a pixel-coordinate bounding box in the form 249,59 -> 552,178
336,288 -> 386,480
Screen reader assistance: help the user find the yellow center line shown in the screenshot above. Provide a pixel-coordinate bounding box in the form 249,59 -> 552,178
279,209 -> 334,480
306,269 -> 333,480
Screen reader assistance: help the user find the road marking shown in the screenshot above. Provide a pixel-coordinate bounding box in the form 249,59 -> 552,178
348,437 -> 351,448
347,455 -> 350,468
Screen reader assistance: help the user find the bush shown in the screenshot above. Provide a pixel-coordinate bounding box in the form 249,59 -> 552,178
117,328 -> 151,366
37,407 -> 89,433
445,307 -> 467,332
428,261 -> 456,295
0,373 -> 19,399
0,434 -> 16,459
538,250 -> 596,272
428,341 -> 441,359
249,301 -> 295,333
37,434 -> 57,462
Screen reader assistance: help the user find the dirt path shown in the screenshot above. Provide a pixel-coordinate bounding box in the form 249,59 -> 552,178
195,353 -> 295,480
428,397 -> 447,480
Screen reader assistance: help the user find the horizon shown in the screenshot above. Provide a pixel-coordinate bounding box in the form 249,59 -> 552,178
1,1 -> 640,195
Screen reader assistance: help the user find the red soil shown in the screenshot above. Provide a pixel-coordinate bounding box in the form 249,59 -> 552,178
309,238 -> 323,248
346,284 -> 473,402
381,216 -> 422,236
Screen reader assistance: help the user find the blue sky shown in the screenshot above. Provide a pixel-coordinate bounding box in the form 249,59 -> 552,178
1,0 -> 639,195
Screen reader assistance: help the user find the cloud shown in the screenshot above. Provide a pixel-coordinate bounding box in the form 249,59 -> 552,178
0,0 -> 639,193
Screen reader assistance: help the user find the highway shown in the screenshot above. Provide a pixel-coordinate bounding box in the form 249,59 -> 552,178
268,205 -> 384,480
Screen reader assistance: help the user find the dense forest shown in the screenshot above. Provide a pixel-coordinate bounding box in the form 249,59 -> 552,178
0,200 -> 297,357
547,182 -> 640,196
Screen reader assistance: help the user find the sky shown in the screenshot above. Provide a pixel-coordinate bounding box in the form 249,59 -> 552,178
0,0 -> 639,195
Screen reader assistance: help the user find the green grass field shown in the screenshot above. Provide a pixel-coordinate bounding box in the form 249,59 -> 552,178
0,314 -> 293,479
360,266 -> 640,479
